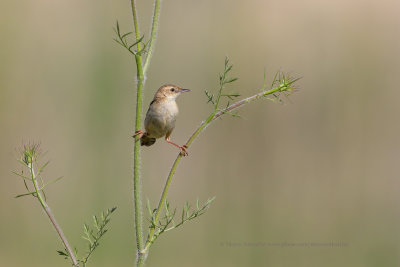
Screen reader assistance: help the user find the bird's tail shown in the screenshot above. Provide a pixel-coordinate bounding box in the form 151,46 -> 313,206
140,135 -> 156,146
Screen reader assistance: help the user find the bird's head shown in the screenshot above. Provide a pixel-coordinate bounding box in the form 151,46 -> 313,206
155,84 -> 191,101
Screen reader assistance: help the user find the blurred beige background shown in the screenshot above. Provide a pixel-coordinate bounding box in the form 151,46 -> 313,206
1,0 -> 400,266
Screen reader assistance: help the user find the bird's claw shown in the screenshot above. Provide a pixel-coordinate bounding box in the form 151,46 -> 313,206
132,130 -> 144,139
179,145 -> 188,157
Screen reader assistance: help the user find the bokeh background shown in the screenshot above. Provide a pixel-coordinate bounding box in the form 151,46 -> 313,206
1,0 -> 400,266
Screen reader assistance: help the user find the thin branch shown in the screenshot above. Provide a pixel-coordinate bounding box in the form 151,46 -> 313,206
27,154 -> 78,266
143,0 -> 161,75
81,207 -> 117,265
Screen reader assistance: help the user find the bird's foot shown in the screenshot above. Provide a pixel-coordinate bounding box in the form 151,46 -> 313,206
132,130 -> 144,139
179,145 -> 188,157
166,138 -> 189,156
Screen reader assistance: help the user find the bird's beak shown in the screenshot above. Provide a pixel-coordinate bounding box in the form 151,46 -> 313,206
180,88 -> 191,93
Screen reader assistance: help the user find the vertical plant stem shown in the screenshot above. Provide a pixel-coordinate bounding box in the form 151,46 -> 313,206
133,79 -> 144,253
130,0 -> 142,52
131,0 -> 161,266
29,163 -> 79,267
130,0 -> 145,254
129,0 -> 163,262
131,0 -> 164,266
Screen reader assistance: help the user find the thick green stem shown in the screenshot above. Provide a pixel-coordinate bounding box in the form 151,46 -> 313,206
29,163 -> 79,267
131,0 -> 145,253
133,78 -> 144,253
136,253 -> 146,267
130,0 -> 162,259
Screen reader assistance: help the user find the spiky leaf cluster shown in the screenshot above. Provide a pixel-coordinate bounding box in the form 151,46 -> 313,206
13,143 -> 63,200
205,57 -> 240,114
146,198 -> 215,245
57,207 -> 117,266
114,21 -> 148,56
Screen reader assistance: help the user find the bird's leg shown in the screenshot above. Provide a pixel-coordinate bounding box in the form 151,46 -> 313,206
132,130 -> 144,139
165,137 -> 188,156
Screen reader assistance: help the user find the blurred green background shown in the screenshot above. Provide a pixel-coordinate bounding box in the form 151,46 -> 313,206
1,0 -> 400,266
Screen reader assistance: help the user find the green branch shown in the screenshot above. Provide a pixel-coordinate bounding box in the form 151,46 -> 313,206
80,207 -> 117,266
143,0 -> 161,75
128,0 -> 162,264
131,0 -> 145,256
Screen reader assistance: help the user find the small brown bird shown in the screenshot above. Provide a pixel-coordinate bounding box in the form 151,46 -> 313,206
133,84 -> 190,156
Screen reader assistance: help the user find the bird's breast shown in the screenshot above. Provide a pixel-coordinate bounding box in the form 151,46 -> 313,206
144,100 -> 179,139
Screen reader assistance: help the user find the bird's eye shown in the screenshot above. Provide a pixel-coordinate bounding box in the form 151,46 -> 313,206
170,88 -> 175,92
